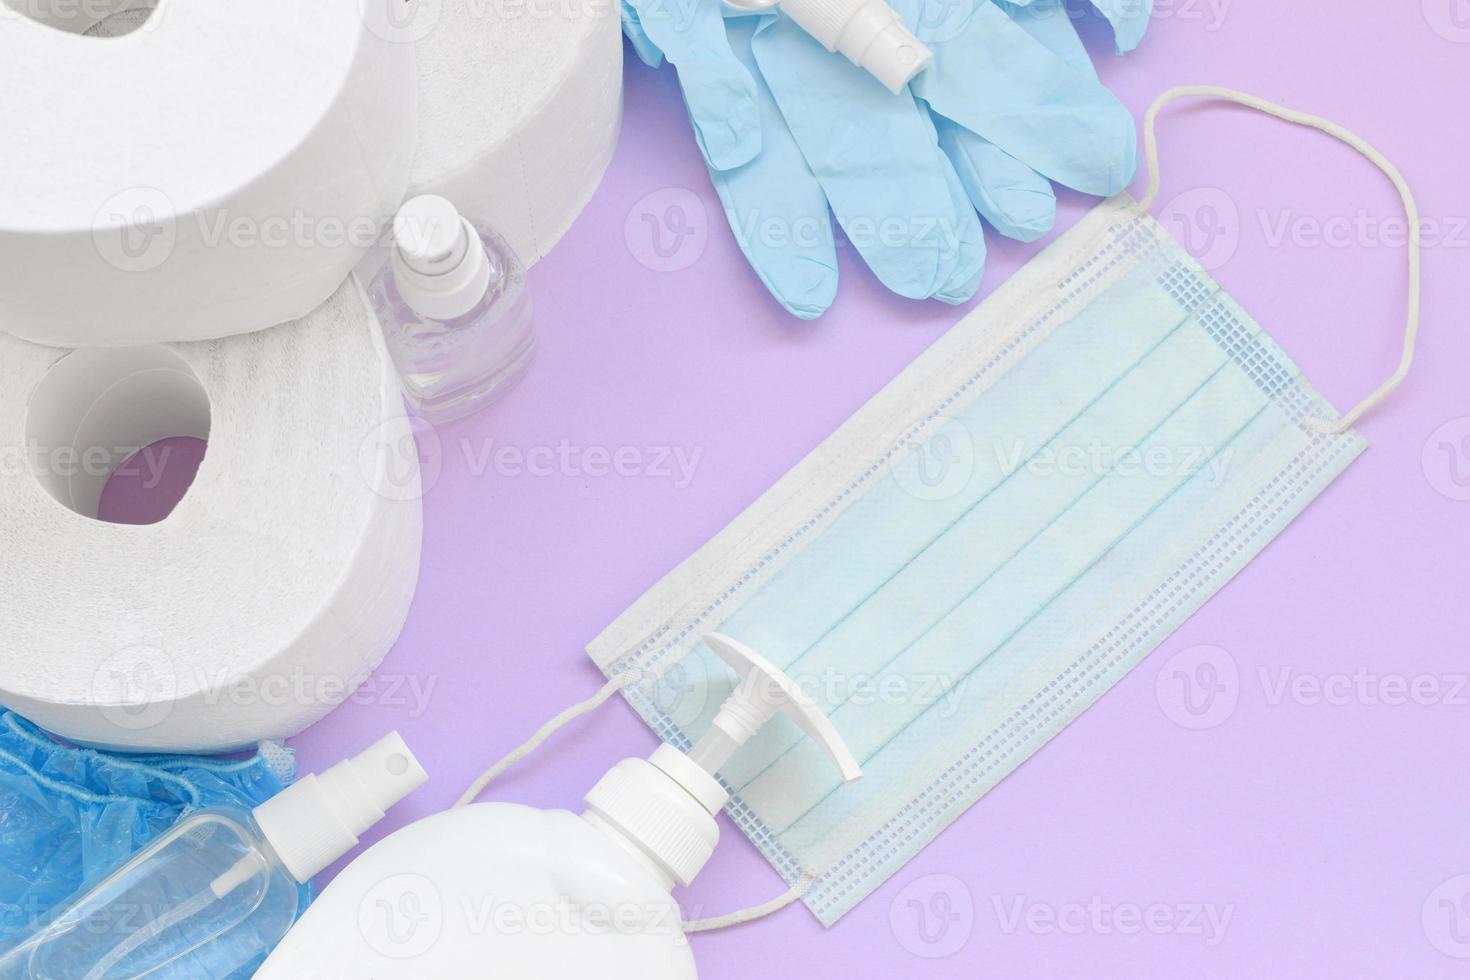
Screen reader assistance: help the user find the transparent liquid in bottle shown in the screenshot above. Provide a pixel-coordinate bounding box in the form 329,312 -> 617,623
370,224 -> 536,425
0,809 -> 300,979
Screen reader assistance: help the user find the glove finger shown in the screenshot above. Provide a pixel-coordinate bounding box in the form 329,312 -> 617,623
912,0 -> 1136,196
996,0 -> 1095,78
935,116 -> 1056,242
629,0 -> 762,170
620,0 -> 665,68
711,17 -> 838,319
1002,0 -> 1151,54
1088,0 -> 1152,53
753,17 -> 964,301
913,107 -> 986,303
929,150 -> 987,304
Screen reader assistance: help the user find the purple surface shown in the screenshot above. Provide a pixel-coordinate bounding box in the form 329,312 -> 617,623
98,437 -> 206,526
272,6 -> 1466,976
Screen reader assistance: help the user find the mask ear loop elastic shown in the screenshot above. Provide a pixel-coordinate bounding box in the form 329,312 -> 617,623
454,673 -> 636,808
1138,85 -> 1421,435
682,875 -> 813,932
454,667 -> 816,932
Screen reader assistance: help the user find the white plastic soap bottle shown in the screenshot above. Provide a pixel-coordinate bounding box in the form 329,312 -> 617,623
257,635 -> 862,977
0,732 -> 426,979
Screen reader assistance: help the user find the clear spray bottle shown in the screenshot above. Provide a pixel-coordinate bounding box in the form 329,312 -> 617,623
0,732 -> 426,979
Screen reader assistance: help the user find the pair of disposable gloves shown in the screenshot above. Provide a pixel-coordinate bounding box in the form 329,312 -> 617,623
622,0 -> 1150,317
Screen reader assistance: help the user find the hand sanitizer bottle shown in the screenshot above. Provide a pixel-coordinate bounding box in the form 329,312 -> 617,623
723,0 -> 932,93
256,635 -> 863,978
369,195 -> 536,424
0,732 -> 427,979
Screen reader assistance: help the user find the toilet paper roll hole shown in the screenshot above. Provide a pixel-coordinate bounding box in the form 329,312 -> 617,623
8,0 -> 159,37
96,435 -> 207,525
25,345 -> 211,524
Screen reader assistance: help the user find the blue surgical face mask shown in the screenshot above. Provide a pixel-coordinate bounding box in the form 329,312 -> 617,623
587,89 -> 1420,925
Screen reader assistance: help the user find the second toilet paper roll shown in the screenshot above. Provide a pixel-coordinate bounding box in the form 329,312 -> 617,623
0,281 -> 423,752
409,0 -> 623,264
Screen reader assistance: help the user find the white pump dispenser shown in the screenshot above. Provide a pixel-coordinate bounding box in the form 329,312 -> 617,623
257,635 -> 861,978
585,633 -> 861,888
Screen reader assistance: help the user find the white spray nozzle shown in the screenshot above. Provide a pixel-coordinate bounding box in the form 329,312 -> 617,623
688,633 -> 862,783
252,731 -> 428,884
394,194 -> 469,275
724,0 -> 933,94
390,195 -> 492,321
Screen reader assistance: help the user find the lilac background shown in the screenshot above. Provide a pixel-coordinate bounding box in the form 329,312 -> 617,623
120,3 -> 1470,975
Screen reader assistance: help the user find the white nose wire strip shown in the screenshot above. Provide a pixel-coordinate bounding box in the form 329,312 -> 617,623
1140,85 -> 1421,435
454,671 -> 812,932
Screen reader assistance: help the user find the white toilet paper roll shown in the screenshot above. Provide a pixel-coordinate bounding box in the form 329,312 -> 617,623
407,0 -> 623,264
0,280 -> 423,752
0,0 -> 417,347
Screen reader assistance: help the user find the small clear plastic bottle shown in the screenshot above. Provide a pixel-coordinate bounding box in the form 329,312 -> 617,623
0,732 -> 425,979
369,195 -> 536,425
0,809 -> 302,979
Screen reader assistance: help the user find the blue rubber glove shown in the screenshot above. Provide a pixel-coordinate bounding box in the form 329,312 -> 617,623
621,0 -> 763,169
624,0 -> 1146,317
927,0 -> 1136,241
743,15 -> 990,306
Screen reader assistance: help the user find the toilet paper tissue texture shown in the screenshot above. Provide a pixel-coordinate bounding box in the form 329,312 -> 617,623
408,0 -> 623,264
0,0 -> 417,347
0,280 -> 423,752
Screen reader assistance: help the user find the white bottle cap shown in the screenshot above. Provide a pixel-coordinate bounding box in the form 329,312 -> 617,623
390,195 -> 492,322
583,756 -> 719,888
854,17 -> 932,94
733,0 -> 933,94
837,0 -> 933,94
584,634 -> 860,887
252,731 -> 428,883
